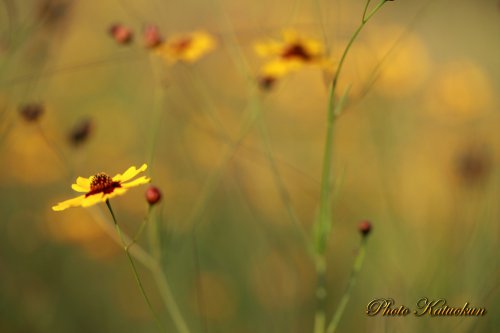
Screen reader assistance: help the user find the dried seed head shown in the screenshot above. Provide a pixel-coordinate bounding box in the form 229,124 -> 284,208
358,220 -> 372,237
19,103 -> 44,122
69,118 -> 93,146
109,24 -> 133,45
145,186 -> 162,205
144,25 -> 163,48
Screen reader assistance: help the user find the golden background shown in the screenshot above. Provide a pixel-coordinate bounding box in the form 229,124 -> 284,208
0,0 -> 498,332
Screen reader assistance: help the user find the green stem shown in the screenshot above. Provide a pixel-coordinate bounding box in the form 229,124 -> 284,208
326,238 -> 368,333
313,255 -> 327,333
105,200 -> 166,333
313,1 -> 388,332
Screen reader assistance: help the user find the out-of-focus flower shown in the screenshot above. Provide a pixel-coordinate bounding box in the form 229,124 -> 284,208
425,60 -> 493,119
143,24 -> 163,49
145,186 -> 162,205
254,30 -> 330,79
369,27 -> 430,97
155,31 -> 216,63
38,0 -> 74,31
109,23 -> 133,45
52,164 -> 150,211
68,118 -> 93,146
19,103 -> 44,122
455,145 -> 492,187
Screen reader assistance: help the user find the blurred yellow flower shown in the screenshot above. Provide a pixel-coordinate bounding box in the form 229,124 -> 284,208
155,31 -> 216,63
255,30 -> 329,78
52,164 -> 150,211
425,60 -> 493,119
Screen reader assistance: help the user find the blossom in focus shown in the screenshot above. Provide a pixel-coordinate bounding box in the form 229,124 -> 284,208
52,164 -> 150,211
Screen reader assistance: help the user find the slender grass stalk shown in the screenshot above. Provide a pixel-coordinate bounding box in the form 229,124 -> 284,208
105,200 -> 166,333
255,107 -> 307,238
326,238 -> 368,333
313,1 -> 389,332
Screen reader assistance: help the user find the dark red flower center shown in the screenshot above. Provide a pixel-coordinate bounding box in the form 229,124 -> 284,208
281,43 -> 312,61
172,38 -> 192,54
86,173 -> 121,197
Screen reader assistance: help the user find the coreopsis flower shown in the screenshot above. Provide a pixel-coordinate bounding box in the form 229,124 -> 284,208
154,31 -> 216,64
255,29 -> 329,78
52,164 -> 150,211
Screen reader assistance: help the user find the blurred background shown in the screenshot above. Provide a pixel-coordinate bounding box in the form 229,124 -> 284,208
0,0 -> 498,332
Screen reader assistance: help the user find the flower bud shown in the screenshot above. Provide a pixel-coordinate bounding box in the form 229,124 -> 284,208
19,103 -> 44,122
145,186 -> 162,205
144,24 -> 163,48
109,23 -> 133,45
358,220 -> 372,237
69,118 -> 93,146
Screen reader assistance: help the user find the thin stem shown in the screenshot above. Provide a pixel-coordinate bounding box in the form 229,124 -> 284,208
362,0 -> 373,22
256,104 -> 307,239
326,238 -> 368,333
127,205 -> 153,251
313,2 -> 387,333
313,255 -> 327,333
91,206 -> 189,333
105,200 -> 166,333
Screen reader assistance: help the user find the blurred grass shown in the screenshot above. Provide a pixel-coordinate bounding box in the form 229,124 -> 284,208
0,0 -> 499,332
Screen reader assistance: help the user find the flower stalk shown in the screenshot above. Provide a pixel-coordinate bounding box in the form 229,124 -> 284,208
105,200 -> 166,332
313,1 -> 389,332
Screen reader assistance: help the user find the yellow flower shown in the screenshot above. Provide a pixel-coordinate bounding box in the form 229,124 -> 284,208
52,164 -> 150,211
255,30 -> 329,78
155,31 -> 216,63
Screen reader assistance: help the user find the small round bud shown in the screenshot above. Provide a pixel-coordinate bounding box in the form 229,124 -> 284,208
258,75 -> 277,91
145,186 -> 162,205
109,23 -> 133,45
358,220 -> 372,237
143,24 -> 163,48
19,103 -> 44,122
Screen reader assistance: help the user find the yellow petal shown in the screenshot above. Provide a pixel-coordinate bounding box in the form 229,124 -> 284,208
121,176 -> 151,188
262,59 -> 302,77
254,40 -> 283,57
52,195 -> 86,211
76,177 -> 91,189
71,183 -> 89,192
102,188 -> 129,201
113,164 -> 148,182
80,193 -> 106,208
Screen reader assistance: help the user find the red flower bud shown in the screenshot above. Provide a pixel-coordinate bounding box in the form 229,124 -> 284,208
143,25 -> 163,48
358,220 -> 372,237
109,24 -> 133,45
145,186 -> 162,205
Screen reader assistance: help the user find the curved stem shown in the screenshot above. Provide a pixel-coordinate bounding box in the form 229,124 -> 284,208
105,200 -> 166,332
313,1 -> 388,332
